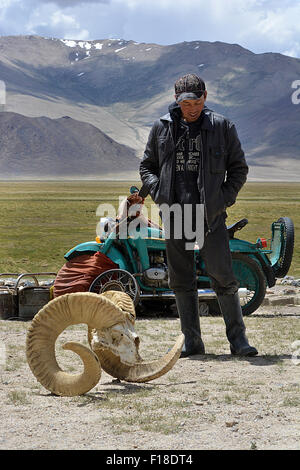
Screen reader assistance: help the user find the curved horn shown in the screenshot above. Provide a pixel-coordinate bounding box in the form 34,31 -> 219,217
26,292 -> 126,396
88,290 -> 185,382
100,290 -> 136,323
94,334 -> 184,383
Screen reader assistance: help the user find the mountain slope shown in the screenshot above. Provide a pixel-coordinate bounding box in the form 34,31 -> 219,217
0,112 -> 139,178
0,35 -> 299,179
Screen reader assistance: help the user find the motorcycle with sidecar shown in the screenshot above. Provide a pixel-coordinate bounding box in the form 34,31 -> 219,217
62,186 -> 294,316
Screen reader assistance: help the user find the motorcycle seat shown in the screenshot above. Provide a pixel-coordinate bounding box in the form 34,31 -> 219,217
227,218 -> 248,238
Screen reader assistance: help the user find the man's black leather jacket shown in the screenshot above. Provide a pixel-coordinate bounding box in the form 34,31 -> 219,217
139,103 -> 248,232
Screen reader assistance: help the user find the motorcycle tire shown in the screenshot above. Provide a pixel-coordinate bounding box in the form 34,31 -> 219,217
272,217 -> 294,279
231,252 -> 266,316
89,268 -> 140,307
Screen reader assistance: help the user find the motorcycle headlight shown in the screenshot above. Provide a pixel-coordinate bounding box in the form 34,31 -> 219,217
98,217 -> 116,239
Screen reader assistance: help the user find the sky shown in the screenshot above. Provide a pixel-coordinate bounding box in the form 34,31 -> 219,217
1,0 -> 300,58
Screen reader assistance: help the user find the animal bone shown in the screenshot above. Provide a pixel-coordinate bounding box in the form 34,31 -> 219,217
26,291 -> 184,396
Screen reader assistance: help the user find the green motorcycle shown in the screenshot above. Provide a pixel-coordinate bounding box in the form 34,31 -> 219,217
64,186 -> 294,316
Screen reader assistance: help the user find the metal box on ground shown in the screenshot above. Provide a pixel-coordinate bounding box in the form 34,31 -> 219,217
18,286 -> 51,321
0,288 -> 18,320
0,273 -> 56,321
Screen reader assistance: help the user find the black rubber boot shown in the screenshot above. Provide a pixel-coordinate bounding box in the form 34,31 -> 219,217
175,290 -> 205,358
217,292 -> 258,356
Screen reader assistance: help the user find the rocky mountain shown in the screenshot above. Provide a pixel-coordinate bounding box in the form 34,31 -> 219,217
0,112 -> 139,178
0,35 -> 299,179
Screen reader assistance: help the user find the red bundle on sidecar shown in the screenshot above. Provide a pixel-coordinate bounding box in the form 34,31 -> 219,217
53,251 -> 118,298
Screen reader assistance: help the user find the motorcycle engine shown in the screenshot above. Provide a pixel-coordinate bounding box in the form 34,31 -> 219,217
143,251 -> 169,287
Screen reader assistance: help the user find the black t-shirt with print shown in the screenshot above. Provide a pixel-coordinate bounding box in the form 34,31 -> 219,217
174,114 -> 203,206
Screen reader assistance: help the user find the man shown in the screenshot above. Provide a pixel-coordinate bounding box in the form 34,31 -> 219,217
139,73 -> 258,358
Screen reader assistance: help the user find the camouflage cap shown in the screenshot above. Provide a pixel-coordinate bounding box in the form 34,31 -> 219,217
175,74 -> 206,102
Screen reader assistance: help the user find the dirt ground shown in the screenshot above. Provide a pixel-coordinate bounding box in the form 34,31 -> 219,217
0,299 -> 299,451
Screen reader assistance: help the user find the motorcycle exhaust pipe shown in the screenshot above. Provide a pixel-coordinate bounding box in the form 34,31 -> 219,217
140,287 -> 248,300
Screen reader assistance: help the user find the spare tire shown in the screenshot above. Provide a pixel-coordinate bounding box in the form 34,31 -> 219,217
272,217 -> 294,278
232,253 -> 266,316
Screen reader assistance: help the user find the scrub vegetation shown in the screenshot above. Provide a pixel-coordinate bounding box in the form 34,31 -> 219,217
0,180 -> 298,277
0,306 -> 299,449
0,179 -> 299,449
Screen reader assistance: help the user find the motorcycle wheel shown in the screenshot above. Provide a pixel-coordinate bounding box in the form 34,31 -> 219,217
89,269 -> 140,307
232,252 -> 266,316
272,217 -> 294,278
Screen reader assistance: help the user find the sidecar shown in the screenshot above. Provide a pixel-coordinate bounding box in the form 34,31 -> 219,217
63,214 -> 294,316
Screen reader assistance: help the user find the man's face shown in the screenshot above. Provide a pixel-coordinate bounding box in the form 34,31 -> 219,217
176,92 -> 207,122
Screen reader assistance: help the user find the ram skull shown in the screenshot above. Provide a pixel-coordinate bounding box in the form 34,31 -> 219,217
26,291 -> 184,396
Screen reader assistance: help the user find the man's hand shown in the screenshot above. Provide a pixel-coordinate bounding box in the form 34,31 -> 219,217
127,193 -> 145,205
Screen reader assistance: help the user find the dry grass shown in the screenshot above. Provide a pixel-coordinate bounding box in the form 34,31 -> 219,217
0,304 -> 299,450
0,180 -> 298,276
